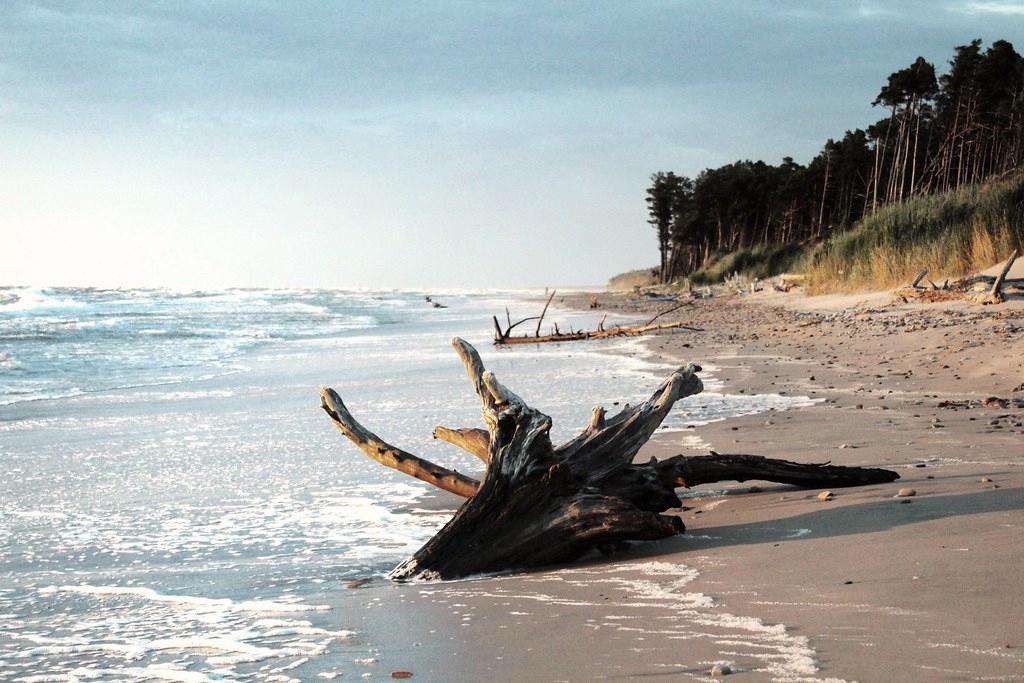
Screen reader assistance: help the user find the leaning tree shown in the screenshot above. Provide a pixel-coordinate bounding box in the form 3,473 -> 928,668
320,338 -> 898,581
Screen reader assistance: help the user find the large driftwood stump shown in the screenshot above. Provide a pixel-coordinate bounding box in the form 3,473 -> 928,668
321,338 -> 898,580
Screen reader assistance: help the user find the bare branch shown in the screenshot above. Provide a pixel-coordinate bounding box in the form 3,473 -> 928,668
320,388 -> 479,498
433,426 -> 490,462
535,289 -> 556,336
644,301 -> 692,326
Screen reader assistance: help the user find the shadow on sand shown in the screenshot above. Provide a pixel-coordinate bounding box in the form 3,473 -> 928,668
642,486 -> 1024,557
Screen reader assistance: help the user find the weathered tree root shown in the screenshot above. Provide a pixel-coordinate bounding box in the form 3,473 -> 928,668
321,338 -> 899,581
896,249 -> 1021,305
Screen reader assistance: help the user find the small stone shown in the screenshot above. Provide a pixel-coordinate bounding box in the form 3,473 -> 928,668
391,673 -> 414,679
913,463 -> 926,468
896,488 -> 916,497
844,580 -> 853,585
839,443 -> 849,449
817,491 -> 834,501
981,477 -> 993,483
710,662 -> 732,677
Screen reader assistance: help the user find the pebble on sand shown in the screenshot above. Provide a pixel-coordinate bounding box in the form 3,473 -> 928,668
711,662 -> 732,677
896,488 -> 917,497
391,672 -> 414,679
817,490 -> 834,501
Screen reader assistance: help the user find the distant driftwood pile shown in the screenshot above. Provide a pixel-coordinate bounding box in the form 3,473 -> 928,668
320,338 -> 899,580
896,249 -> 1021,305
492,290 -> 700,345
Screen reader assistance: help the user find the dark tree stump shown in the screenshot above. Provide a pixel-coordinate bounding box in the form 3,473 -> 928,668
320,338 -> 899,581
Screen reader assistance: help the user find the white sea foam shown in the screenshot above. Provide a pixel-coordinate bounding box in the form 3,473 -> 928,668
432,559 -> 845,682
7,510 -> 68,520
40,585 -> 328,613
15,664 -> 230,682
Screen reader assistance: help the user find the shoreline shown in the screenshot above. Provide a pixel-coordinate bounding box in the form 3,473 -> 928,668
5,286 -> 1021,681
338,287 -> 1023,681
562,287 -> 1024,680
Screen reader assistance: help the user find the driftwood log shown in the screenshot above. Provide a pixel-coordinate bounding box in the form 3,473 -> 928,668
495,320 -> 700,345
897,250 -> 1021,304
321,338 -> 899,580
493,297 -> 700,345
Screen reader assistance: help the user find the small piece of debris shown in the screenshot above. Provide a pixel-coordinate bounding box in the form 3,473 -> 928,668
392,673 -> 414,679
817,491 -> 834,501
981,477 -> 993,483
896,488 -> 916,497
710,662 -> 732,677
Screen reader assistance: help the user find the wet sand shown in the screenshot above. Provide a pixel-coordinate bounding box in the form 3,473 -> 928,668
319,289 -> 1023,682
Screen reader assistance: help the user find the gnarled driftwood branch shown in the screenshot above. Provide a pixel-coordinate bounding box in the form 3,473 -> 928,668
322,338 -> 899,580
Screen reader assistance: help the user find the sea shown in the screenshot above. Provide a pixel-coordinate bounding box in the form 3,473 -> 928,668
0,287 -> 820,682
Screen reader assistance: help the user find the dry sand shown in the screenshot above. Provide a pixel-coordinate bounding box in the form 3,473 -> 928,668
326,288 -> 1023,682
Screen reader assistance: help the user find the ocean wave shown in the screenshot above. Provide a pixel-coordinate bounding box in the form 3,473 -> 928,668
0,369 -> 247,407
0,387 -> 86,407
0,288 -> 86,314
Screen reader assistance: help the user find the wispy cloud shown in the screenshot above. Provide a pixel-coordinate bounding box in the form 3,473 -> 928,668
855,2 -> 903,18
952,1 -> 1024,15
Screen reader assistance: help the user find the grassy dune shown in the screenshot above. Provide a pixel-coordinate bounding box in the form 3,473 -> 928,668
682,172 -> 1024,294
803,172 -> 1024,293
689,243 -> 805,285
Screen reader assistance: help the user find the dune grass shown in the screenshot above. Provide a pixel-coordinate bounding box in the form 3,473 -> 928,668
802,173 -> 1024,293
688,243 -> 805,285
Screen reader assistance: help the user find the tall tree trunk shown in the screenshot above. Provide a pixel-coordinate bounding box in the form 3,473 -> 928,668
817,150 -> 831,235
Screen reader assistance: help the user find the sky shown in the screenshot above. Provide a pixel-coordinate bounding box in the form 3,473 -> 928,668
1,1 -> 1021,289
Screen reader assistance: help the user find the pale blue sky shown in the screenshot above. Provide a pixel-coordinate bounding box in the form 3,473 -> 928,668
1,1 -> 1020,288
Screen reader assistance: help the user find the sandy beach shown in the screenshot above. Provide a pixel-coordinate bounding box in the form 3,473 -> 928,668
326,287 -> 1024,682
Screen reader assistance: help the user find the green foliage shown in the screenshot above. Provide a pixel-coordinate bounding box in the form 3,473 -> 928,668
648,38 -> 1024,284
646,171 -> 694,282
688,243 -> 806,285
